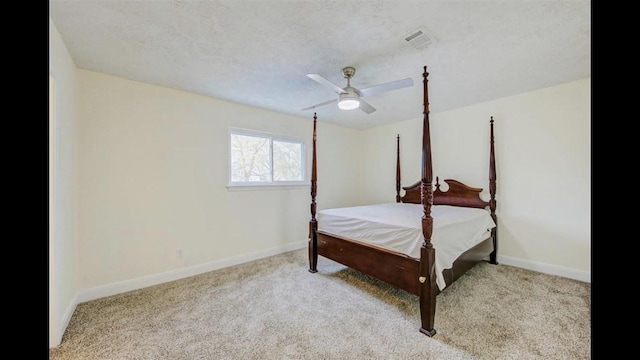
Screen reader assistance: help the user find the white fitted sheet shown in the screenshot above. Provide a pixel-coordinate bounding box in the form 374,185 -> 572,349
317,203 -> 496,290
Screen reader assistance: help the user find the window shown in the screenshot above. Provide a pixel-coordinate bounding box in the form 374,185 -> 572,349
229,128 -> 306,187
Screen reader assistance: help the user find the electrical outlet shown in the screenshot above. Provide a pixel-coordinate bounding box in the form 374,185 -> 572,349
176,248 -> 183,258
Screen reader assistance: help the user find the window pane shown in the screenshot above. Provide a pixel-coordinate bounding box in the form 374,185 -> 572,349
273,140 -> 303,181
230,134 -> 271,181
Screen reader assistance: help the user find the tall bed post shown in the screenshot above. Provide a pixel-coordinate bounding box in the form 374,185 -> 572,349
396,134 -> 401,203
418,66 -> 437,337
488,116 -> 498,265
308,113 -> 318,273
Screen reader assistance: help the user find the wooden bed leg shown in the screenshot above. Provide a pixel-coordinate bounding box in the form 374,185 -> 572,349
309,220 -> 318,273
418,245 -> 437,337
489,227 -> 498,265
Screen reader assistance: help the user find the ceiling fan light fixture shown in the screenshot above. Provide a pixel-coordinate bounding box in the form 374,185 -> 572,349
338,93 -> 360,110
303,66 -> 412,114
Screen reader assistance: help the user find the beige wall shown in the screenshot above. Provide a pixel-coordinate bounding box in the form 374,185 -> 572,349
49,17 -> 80,347
362,78 -> 591,279
76,70 -> 362,292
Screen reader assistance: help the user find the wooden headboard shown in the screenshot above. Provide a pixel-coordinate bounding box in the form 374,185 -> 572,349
400,178 -> 490,209
395,116 -> 496,211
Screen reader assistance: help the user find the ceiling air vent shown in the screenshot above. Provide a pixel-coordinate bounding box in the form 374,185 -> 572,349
404,26 -> 435,50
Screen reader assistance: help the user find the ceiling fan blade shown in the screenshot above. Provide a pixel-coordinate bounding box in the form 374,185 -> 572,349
300,98 -> 337,111
358,77 -> 414,98
358,99 -> 376,114
307,74 -> 346,95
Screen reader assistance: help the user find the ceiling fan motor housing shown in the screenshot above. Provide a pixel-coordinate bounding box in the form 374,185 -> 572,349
342,86 -> 360,97
338,86 -> 360,110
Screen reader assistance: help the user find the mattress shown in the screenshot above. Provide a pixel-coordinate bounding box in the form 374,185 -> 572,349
317,202 -> 496,290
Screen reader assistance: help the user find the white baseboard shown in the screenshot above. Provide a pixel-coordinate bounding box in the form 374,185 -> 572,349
76,243 -> 589,304
77,240 -> 307,303
50,294 -> 78,348
497,255 -> 590,283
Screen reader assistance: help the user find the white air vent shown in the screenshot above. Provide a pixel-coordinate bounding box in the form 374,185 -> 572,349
405,26 -> 436,50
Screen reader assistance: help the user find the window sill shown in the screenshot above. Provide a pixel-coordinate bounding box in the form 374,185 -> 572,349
226,183 -> 309,192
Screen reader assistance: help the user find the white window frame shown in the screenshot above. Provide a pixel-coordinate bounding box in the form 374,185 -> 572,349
227,127 -> 307,190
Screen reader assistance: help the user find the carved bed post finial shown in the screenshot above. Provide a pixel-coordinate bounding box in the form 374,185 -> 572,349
309,112 -> 318,273
418,65 -> 437,337
396,134 -> 401,202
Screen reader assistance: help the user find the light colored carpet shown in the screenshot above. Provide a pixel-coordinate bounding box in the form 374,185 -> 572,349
49,249 -> 590,359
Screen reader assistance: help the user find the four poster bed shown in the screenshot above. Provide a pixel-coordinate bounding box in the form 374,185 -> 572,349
307,66 -> 498,336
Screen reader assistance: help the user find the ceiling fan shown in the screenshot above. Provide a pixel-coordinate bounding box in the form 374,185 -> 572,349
301,66 -> 414,114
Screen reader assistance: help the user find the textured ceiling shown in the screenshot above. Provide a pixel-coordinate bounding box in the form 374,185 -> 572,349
49,0 -> 591,130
